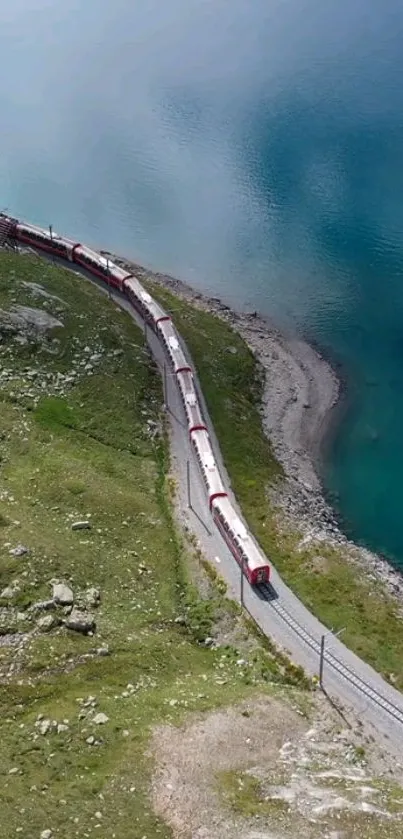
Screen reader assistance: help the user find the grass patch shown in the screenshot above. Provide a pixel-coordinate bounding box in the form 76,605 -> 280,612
218,770 -> 290,817
143,280 -> 403,692
0,250 -> 307,839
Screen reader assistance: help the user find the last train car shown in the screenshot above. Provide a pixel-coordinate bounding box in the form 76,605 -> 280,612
211,496 -> 270,584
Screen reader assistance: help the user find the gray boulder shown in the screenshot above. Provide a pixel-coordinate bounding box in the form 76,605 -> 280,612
10,544 -> 29,557
1,582 -> 20,600
52,582 -> 74,606
65,609 -> 95,635
37,614 -> 60,633
86,587 -> 101,608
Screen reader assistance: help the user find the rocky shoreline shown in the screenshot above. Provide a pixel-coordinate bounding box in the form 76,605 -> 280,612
104,250 -> 403,607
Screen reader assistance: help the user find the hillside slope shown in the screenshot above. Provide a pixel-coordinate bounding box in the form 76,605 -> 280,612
1,248 -> 402,839
0,250 -> 311,839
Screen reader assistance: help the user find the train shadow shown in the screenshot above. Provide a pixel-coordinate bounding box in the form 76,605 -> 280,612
255,581 -> 279,602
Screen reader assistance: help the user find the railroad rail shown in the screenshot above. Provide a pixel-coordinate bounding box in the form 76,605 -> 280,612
258,582 -> 403,726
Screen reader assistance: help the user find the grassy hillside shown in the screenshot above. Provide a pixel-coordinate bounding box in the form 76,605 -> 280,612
0,250 -> 307,839
143,279 -> 403,693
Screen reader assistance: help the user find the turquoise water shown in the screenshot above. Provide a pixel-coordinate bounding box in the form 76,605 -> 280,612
2,1 -> 403,564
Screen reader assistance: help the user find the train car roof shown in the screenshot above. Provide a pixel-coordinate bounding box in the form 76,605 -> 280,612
124,276 -> 169,322
17,222 -> 62,241
76,245 -> 116,267
192,429 -> 225,494
213,496 -> 269,570
192,428 -> 213,457
158,320 -> 190,367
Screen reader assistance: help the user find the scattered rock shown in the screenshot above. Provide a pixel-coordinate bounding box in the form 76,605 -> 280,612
10,305 -> 63,332
31,599 -> 57,612
40,830 -> 53,839
37,614 -> 60,633
0,582 -> 20,600
86,587 -> 101,608
71,521 -> 91,531
86,735 -> 95,745
93,712 -> 109,725
97,645 -> 110,656
57,723 -> 69,734
52,582 -> 74,606
10,544 -> 29,557
65,609 -> 96,635
38,719 -> 51,736
174,615 -> 187,626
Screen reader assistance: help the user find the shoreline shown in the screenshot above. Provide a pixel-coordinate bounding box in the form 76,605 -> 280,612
103,249 -> 403,606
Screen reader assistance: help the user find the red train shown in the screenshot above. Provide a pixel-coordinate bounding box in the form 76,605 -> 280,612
0,212 -> 270,586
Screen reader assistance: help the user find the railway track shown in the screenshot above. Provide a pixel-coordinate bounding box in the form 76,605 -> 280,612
9,234 -> 403,738
257,582 -> 403,725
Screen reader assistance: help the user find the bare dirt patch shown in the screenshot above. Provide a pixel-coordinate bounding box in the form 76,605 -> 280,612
151,694 -> 403,839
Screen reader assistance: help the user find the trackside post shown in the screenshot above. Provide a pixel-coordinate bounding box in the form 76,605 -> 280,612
187,459 -> 191,508
163,362 -> 168,410
319,634 -> 325,688
240,556 -> 245,607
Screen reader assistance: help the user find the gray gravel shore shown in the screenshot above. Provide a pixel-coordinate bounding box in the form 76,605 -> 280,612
105,251 -> 403,605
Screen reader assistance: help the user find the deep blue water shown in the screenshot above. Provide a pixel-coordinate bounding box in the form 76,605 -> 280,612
2,1 -> 403,565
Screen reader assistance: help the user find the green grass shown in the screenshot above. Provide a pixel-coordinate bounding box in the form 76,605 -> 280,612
143,279 -> 403,692
0,250 -> 308,839
217,769 -> 290,817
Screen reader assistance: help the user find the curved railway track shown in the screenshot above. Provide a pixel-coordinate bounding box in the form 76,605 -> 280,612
3,218 -> 403,747
258,582 -> 403,726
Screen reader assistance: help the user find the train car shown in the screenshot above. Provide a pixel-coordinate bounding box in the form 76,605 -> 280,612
16,221 -> 80,262
106,262 -> 134,291
157,320 -> 191,373
177,370 -> 206,433
72,245 -> 126,291
123,276 -> 171,328
191,428 -> 227,508
211,496 -> 270,584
